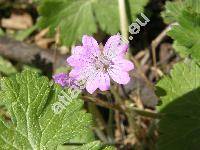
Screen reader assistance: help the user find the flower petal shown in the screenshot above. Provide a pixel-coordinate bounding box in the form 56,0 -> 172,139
112,58 -> 134,71
72,46 -> 85,55
104,35 -> 121,51
66,55 -> 81,67
104,35 -> 129,58
108,67 -> 130,84
69,67 -> 81,77
82,35 -> 100,57
70,65 -> 95,79
53,73 -> 69,87
98,72 -> 110,91
117,44 -> 128,56
66,54 -> 94,67
85,71 -> 100,94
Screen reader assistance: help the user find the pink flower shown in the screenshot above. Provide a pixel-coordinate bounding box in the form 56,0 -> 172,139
53,73 -> 72,87
66,35 -> 134,94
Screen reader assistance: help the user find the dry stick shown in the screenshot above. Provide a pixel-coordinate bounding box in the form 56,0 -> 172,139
151,23 -> 178,79
82,96 -> 161,119
140,49 -> 150,66
83,96 -> 122,111
0,36 -> 66,68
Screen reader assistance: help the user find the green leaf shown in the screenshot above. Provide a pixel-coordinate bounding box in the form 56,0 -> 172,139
92,0 -> 119,34
0,56 -> 17,75
156,60 -> 200,150
37,0 -> 148,46
22,65 -> 42,74
93,0 -> 148,34
0,70 -> 92,149
38,0 -> 97,46
168,10 -> 200,61
57,128 -> 95,150
161,1 -> 184,24
185,0 -> 200,14
162,0 -> 200,61
172,41 -> 189,58
128,0 -> 148,21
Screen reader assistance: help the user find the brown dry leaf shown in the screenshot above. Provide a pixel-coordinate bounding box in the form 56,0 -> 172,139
35,38 -> 54,49
34,28 -> 54,49
2,13 -> 33,30
34,28 -> 49,41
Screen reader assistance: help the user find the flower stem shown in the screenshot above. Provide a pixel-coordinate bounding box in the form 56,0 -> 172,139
118,0 -> 131,58
118,0 -> 128,39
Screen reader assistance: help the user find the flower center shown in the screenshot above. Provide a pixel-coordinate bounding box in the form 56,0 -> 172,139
94,44 -> 114,72
95,55 -> 112,72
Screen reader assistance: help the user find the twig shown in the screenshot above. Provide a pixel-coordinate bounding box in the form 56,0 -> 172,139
127,106 -> 161,119
83,96 -> 122,111
151,67 -> 164,77
82,96 -> 161,119
151,23 -> 178,79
